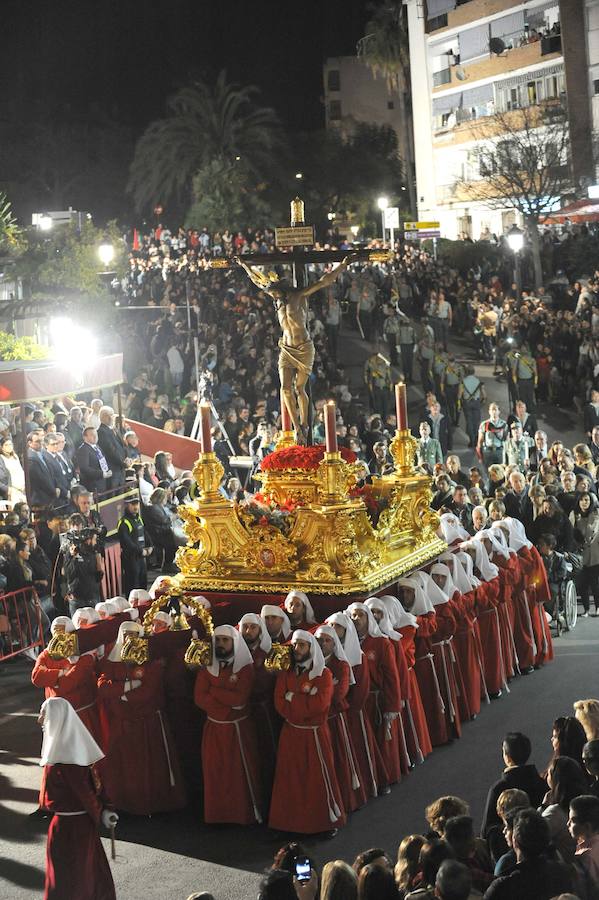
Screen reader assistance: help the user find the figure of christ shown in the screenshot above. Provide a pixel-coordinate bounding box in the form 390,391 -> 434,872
237,256 -> 352,442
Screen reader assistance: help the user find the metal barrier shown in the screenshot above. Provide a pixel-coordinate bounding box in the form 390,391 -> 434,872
0,587 -> 45,661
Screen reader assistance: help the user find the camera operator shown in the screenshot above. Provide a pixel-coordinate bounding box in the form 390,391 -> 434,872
63,527 -> 105,616
66,489 -> 107,550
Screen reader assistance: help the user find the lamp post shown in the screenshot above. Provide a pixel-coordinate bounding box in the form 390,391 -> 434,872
350,224 -> 359,241
506,224 -> 524,300
98,241 -> 115,269
377,196 -> 389,244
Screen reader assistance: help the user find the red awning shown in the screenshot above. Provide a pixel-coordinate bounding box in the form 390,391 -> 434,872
0,354 -> 123,404
543,199 -> 599,224
125,418 -> 201,471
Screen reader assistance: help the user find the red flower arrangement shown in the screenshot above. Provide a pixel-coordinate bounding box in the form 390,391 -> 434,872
260,444 -> 357,472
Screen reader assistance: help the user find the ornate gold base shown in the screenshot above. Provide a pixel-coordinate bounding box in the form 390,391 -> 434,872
175,435 -> 445,598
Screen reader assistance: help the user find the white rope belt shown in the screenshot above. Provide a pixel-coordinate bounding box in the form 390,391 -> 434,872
520,590 -> 538,657
288,722 -> 340,823
75,701 -> 96,713
337,712 -> 361,790
404,699 -> 424,765
207,715 -> 261,823
55,810 -> 86,816
157,709 -> 176,788
417,652 -> 445,715
357,709 -> 378,797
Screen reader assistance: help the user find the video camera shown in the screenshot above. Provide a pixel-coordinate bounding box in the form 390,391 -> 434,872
60,527 -> 103,554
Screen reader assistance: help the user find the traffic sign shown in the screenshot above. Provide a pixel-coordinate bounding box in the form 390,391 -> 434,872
383,207 -> 400,229
275,225 -> 315,247
404,220 -> 441,240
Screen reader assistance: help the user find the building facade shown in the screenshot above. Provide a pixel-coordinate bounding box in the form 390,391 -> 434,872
405,0 -> 594,240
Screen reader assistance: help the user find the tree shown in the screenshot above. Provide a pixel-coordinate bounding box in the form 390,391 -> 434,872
0,332 -> 48,361
185,157 -> 271,232
459,103 -> 572,288
285,123 -> 406,233
0,193 -> 21,252
128,70 -> 282,216
357,2 -> 417,217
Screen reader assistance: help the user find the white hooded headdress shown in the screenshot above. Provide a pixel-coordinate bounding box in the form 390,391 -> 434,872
325,612 -> 363,667
345,601 -> 383,638
291,629 -> 326,679
397,576 -> 435,616
365,597 -> 402,641
207,624 -> 254,677
238,613 -> 272,654
284,590 -> 316,624
438,512 -> 470,545
39,697 -> 104,767
107,621 -> 144,662
71,607 -> 99,628
314,624 -> 355,684
260,605 -> 291,639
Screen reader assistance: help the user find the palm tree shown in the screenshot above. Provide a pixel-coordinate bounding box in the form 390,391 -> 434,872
357,3 -> 417,217
128,70 -> 281,215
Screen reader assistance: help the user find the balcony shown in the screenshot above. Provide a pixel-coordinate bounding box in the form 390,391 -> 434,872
432,32 -> 562,94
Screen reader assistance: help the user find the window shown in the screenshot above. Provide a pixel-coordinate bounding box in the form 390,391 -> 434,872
387,100 -> 395,109
329,100 -> 342,120
594,80 -> 599,95
327,70 -> 340,92
433,68 -> 452,87
428,13 -> 448,31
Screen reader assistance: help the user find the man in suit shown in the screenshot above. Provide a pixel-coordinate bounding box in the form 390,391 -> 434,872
417,421 -> 443,469
97,406 -> 129,491
588,425 -> 599,466
528,429 -> 548,472
507,400 -> 538,442
27,430 -> 58,508
42,433 -> 71,509
74,427 -> 112,496
503,471 -> 533,526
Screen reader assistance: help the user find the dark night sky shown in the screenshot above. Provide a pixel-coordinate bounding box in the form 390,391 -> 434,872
2,0 -> 370,133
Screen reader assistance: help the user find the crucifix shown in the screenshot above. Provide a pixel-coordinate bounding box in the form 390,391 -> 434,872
209,198 -> 390,444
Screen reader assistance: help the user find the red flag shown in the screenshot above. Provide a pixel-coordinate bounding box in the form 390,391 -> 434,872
133,227 -> 140,251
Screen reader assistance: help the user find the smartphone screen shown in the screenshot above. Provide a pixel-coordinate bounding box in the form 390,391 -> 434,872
294,857 -> 311,882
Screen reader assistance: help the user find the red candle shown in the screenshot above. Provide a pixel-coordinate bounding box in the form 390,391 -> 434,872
280,389 -> 292,432
324,400 -> 338,453
395,382 -> 408,431
199,403 -> 212,453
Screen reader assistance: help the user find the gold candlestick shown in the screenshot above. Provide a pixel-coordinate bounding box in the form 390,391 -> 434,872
390,429 -> 418,477
191,451 -> 225,502
274,429 -> 296,450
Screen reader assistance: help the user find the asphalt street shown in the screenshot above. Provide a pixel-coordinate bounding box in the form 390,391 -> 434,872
0,323 -> 592,900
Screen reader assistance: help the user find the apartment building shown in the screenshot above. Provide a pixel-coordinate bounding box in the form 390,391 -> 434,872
405,0 -> 594,239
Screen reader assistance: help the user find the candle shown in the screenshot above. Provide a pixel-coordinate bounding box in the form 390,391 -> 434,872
280,389 -> 292,432
395,382 -> 408,432
199,403 -> 212,453
324,400 -> 338,453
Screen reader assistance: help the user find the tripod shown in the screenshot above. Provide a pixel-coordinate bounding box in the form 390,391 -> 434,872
189,336 -> 236,456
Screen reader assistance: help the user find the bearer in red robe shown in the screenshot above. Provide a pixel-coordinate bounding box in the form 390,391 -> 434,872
38,696 -> 117,900
97,621 -> 186,815
315,624 -> 366,812
283,590 -> 317,632
194,624 -> 263,825
32,617 -> 104,748
238,613 -> 278,796
346,601 -> 403,785
460,540 -> 507,698
269,629 -> 345,834
491,521 -> 537,673
326,611 -> 388,799
260,604 -> 291,644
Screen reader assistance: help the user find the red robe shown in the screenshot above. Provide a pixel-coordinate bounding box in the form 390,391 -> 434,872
41,763 -> 115,900
448,591 -> 484,718
430,603 -> 462,741
413,612 -> 449,747
475,577 -> 506,695
494,555 -> 519,678
194,662 -> 263,825
325,655 -> 366,812
97,659 -> 186,815
361,633 -> 404,784
508,553 -> 537,670
32,651 -> 104,748
399,625 -> 432,762
520,545 -> 554,665
247,645 -> 279,798
269,666 -> 345,833
345,658 -> 388,798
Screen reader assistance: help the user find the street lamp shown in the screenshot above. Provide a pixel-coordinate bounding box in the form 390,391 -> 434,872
327,212 -> 336,221
295,172 -> 303,180
98,241 -> 115,269
506,224 -> 524,299
39,215 -> 53,232
377,196 -> 389,243
350,225 -> 359,239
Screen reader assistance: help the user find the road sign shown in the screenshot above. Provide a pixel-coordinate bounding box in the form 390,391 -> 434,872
275,225 -> 315,247
383,207 -> 400,229
404,220 -> 441,240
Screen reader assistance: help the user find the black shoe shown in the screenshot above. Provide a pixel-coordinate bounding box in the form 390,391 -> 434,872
29,808 -> 49,819
489,690 -> 502,700
326,828 -> 339,839
379,785 -> 391,796
521,666 -> 534,675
